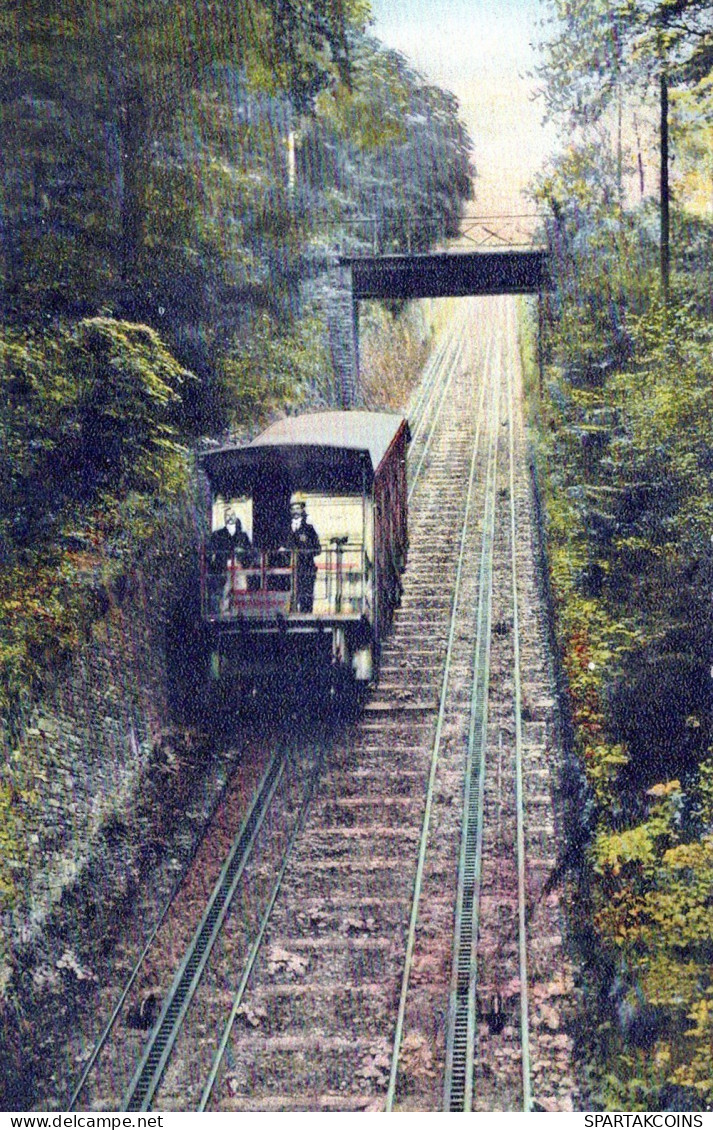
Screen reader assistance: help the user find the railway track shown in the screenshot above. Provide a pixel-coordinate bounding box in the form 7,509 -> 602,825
64,295 -> 576,1112
384,298 -> 576,1111
66,734 -> 325,1110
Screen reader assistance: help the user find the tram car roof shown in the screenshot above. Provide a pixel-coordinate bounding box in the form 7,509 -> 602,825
199,411 -> 410,496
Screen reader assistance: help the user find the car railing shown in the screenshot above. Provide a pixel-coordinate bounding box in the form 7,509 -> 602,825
201,542 -> 369,621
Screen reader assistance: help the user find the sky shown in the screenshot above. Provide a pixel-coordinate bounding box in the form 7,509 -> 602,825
368,0 -> 555,223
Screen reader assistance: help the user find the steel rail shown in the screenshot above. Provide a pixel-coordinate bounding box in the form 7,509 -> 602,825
384,319 -> 493,1111
197,744 -> 326,1111
193,313 -> 470,1111
407,332 -> 467,506
67,749 -> 245,1111
443,298 -> 533,1112
407,323 -> 464,481
406,316 -> 457,435
443,340 -> 500,1111
122,748 -> 287,1111
506,300 -> 532,1111
407,306 -> 468,448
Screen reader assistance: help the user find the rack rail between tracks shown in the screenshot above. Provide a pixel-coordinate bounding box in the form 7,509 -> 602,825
387,301 -> 534,1112
384,328 -> 493,1111
123,749 -> 289,1110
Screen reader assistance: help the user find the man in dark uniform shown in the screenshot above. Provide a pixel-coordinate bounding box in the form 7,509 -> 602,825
207,510 -> 254,612
289,502 -> 321,613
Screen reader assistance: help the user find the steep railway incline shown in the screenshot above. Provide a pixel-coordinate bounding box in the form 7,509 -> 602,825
183,296 -> 574,1112
62,296 -> 577,1112
185,307 -> 482,1110
382,298 -> 577,1111
469,300 -> 576,1112
382,296 -> 577,1112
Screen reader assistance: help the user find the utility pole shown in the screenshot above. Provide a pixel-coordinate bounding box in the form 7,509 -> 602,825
613,16 -> 623,209
660,70 -> 670,299
617,84 -> 623,208
287,128 -> 297,193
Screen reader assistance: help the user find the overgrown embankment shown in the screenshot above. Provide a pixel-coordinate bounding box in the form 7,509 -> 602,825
359,299 -> 442,409
524,202 -> 713,1109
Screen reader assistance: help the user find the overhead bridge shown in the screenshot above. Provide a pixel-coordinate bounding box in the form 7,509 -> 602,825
342,248 -> 551,301
325,248 -> 551,406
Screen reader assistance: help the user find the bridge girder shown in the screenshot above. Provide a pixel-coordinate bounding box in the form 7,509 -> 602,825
340,248 -> 551,301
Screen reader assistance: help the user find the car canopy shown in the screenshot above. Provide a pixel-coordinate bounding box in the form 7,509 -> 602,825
199,411 -> 409,496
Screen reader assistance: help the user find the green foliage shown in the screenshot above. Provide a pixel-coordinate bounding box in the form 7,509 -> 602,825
61,319 -> 190,493
670,79 -> 713,218
535,150 -> 658,378
302,36 -> 473,255
218,309 -> 332,427
589,774 -> 713,1105
0,10 -> 471,432
0,319 -> 192,737
359,300 -> 434,409
0,319 -> 191,534
0,0 -> 371,433
0,782 -> 26,913
539,0 -> 713,128
534,268 -> 713,1110
531,17 -> 713,1094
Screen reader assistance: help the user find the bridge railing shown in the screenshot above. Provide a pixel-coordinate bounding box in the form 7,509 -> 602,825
311,213 -> 547,257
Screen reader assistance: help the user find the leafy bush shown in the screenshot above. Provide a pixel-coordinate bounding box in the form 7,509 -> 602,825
530,153 -> 713,1104
0,319 -> 192,733
218,309 -> 332,429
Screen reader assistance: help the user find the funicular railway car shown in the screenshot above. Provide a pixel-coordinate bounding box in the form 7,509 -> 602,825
198,411 -> 410,703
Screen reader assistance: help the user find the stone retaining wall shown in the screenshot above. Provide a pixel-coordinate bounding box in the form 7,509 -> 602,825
0,510 -> 216,1107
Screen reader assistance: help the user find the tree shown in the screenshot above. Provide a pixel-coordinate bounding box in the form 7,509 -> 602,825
539,0 -> 713,293
0,1 -> 374,433
0,4 -> 473,437
298,36 -> 473,254
0,317 -> 195,727
0,0 -> 369,321
0,318 -> 191,550
540,1 -> 713,120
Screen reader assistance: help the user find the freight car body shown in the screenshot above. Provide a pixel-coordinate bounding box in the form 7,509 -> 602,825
199,411 -> 409,701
